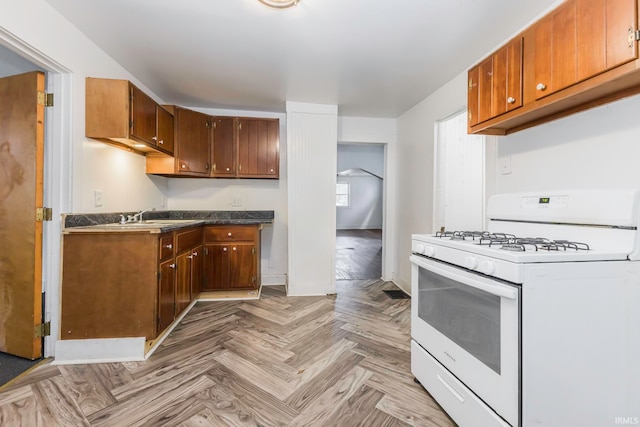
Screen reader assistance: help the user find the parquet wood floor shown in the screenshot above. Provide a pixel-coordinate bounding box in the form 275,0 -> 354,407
336,230 -> 382,280
0,281 -> 454,426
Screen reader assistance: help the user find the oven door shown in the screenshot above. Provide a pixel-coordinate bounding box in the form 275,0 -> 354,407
410,254 -> 520,426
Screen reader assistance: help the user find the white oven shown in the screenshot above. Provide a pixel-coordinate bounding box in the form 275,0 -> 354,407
411,254 -> 519,427
410,190 -> 640,427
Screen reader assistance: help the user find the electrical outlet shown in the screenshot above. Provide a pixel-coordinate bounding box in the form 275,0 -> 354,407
500,156 -> 512,175
161,195 -> 166,208
231,196 -> 243,207
93,190 -> 103,207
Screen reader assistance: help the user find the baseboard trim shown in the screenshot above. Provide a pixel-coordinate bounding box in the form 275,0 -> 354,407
261,274 -> 287,286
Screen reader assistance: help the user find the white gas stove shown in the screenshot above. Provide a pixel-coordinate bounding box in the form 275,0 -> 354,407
410,189 -> 640,427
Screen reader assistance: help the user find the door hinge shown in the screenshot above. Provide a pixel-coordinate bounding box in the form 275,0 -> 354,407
37,91 -> 54,107
238,123 -> 242,130
204,247 -> 209,255
251,247 -> 255,255
36,207 -> 53,222
34,322 -> 51,338
213,121 -> 217,129
636,30 -> 640,41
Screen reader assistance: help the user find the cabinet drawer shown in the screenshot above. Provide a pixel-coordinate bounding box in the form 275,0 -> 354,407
176,227 -> 203,254
204,225 -> 257,242
159,233 -> 174,261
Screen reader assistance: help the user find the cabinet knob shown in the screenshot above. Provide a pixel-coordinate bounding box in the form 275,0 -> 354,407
152,136 -> 157,141
270,169 -> 274,173
164,243 -> 172,249
158,140 -> 164,145
187,255 -> 193,259
192,251 -> 198,257
226,167 -> 230,172
536,83 -> 547,91
169,263 -> 176,269
232,247 -> 237,251
227,232 -> 232,237
223,247 -> 228,252
205,163 -> 210,170
181,164 -> 187,169
507,97 -> 516,104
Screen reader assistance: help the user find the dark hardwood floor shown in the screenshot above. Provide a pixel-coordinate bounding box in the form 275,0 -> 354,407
0,281 -> 453,426
336,229 -> 382,280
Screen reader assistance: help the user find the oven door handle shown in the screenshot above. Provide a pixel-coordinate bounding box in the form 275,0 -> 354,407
410,255 -> 518,300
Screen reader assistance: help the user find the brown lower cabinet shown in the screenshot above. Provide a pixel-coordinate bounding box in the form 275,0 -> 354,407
61,224 -> 260,341
203,225 -> 261,291
61,227 -> 203,341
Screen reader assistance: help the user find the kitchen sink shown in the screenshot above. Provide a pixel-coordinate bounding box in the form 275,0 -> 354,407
99,219 -> 199,228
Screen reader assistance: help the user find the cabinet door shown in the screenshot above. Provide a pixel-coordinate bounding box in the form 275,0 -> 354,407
467,66 -> 480,127
203,244 -> 230,291
237,119 -> 279,178
477,57 -> 493,123
158,259 -> 176,334
156,106 -> 174,155
175,252 -> 192,314
605,0 -> 637,69
130,84 -> 158,146
229,244 -> 256,289
211,117 -> 236,177
191,245 -> 203,298
505,37 -> 523,112
175,108 -> 210,175
534,1 -> 577,99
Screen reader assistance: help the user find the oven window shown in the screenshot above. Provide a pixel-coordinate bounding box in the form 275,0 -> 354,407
418,266 -> 501,374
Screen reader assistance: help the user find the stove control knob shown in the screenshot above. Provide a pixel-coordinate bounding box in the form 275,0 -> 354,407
479,260 -> 496,275
424,246 -> 436,257
415,243 -> 426,254
464,256 -> 478,270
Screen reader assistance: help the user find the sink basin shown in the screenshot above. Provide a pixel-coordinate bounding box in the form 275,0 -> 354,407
98,219 -> 199,228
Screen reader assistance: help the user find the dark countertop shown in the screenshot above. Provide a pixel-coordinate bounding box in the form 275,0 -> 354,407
62,210 -> 274,234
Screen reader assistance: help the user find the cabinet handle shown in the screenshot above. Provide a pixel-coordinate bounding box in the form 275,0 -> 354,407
152,136 -> 157,141
169,263 -> 176,269
164,243 -> 172,249
158,139 -> 164,145
227,232 -> 232,237
507,97 -> 516,104
536,83 -> 547,91
232,247 -> 237,251
223,247 -> 228,252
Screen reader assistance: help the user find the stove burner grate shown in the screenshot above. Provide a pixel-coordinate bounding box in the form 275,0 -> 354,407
435,231 -> 591,252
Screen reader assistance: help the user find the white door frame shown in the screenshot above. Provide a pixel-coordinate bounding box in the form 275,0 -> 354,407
0,27 -> 73,358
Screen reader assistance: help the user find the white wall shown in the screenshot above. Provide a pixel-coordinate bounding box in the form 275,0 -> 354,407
394,72 -> 468,292
496,94 -> 640,192
287,102 -> 338,296
337,144 -> 384,230
167,108 -> 287,285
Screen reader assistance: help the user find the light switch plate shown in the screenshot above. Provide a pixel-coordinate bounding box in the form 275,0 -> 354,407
500,156 -> 512,175
93,190 -> 103,207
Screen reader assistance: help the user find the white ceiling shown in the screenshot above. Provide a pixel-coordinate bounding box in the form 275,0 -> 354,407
45,0 -> 556,117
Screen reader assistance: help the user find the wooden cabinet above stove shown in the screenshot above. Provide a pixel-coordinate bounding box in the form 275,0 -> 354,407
468,0 -> 639,135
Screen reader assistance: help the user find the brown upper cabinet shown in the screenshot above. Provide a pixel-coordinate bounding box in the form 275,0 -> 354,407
469,0 -> 639,135
211,116 -> 236,177
86,78 -> 174,156
468,37 -> 523,126
237,118 -> 280,179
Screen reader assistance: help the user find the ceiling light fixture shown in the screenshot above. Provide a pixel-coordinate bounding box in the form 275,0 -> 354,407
258,0 -> 299,9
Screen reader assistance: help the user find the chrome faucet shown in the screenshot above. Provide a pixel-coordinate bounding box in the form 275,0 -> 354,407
132,207 -> 155,223
118,207 -> 155,224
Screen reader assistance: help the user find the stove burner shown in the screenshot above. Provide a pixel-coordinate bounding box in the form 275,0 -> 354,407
436,231 -> 590,252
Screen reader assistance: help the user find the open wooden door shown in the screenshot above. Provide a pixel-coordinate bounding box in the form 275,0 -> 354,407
0,71 -> 46,360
